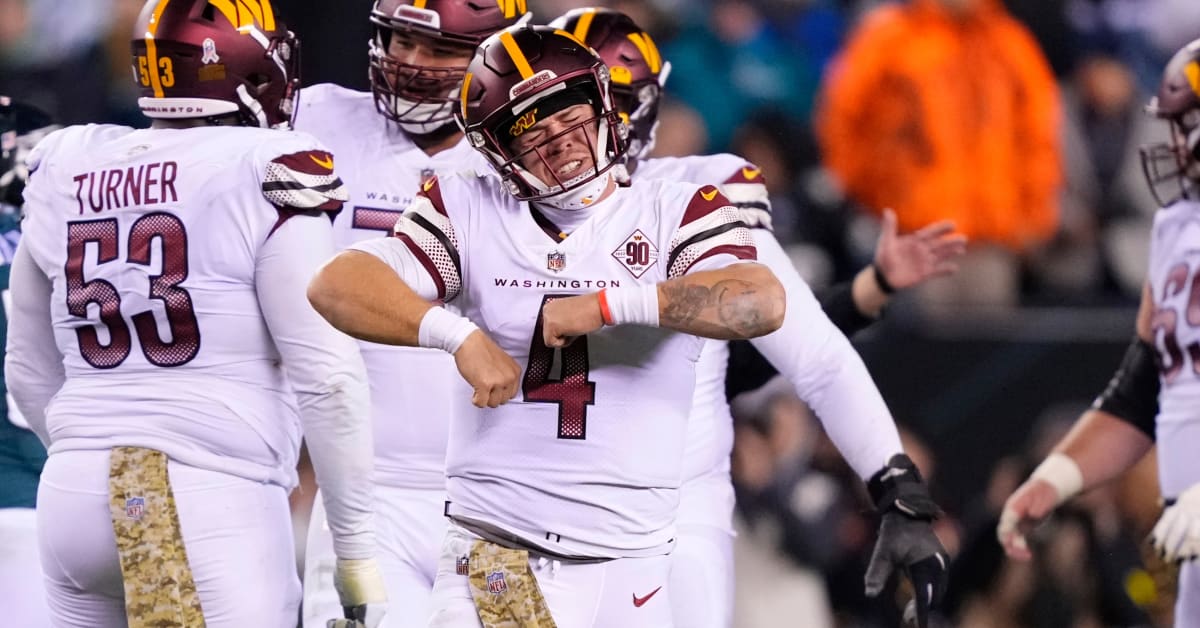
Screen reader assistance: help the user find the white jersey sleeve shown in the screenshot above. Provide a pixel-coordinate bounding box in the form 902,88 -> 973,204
5,242 -> 63,446
257,213 -> 374,560
748,229 -> 902,480
386,175 -> 465,302
665,183 -> 757,278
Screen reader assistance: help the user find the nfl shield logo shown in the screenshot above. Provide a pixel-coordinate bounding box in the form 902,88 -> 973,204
455,555 -> 469,576
487,570 -> 508,594
125,497 -> 145,521
547,251 -> 566,273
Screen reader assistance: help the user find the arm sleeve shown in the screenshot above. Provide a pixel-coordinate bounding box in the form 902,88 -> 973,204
256,213 -> 375,561
348,236 -> 442,302
5,242 -> 64,446
667,185 -> 757,279
748,228 -> 903,480
815,281 -> 876,337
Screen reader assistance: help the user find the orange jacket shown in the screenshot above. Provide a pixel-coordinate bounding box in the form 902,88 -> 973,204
816,0 -> 1062,249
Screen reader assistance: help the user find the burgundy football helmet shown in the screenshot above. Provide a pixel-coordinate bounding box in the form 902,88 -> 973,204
131,0 -> 300,129
549,8 -> 670,167
1141,37 -> 1200,206
369,0 -> 530,134
457,25 -> 628,206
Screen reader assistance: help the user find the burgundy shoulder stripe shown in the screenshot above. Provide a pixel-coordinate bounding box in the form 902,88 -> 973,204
680,185 -> 731,228
270,150 -> 336,176
417,175 -> 449,217
722,165 -> 766,185
393,232 -> 447,301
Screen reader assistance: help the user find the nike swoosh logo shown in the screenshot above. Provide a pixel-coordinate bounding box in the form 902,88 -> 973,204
700,188 -> 718,201
309,153 -> 334,169
741,167 -> 760,180
423,177 -> 436,191
632,586 -> 662,607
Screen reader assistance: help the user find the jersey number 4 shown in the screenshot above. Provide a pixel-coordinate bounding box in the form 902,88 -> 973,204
523,295 -> 596,439
66,213 -> 200,369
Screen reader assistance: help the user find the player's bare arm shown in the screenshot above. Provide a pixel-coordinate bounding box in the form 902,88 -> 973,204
657,262 -> 784,339
541,262 -> 784,347
999,282 -> 1157,560
309,249 -> 520,408
308,250 -> 432,346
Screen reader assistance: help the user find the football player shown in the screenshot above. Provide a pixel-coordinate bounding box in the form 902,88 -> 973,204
550,8 -> 955,627
308,25 -> 786,627
4,1 -> 385,626
998,37 -> 1200,625
0,95 -> 56,628
291,3 -> 528,626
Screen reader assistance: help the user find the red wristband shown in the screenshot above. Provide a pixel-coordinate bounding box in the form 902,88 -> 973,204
597,289 -> 615,326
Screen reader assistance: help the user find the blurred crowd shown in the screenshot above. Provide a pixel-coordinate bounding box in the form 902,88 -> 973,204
4,0 -> 1196,626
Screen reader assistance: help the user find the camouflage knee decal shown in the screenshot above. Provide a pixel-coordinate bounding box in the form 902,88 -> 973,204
108,447 -> 205,627
467,540 -> 557,628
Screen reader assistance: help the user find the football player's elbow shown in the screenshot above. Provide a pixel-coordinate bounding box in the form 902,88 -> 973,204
307,262 -> 352,331
752,266 -> 786,337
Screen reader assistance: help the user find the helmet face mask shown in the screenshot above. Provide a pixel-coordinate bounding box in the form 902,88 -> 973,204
1141,38 -> 1200,206
131,0 -> 301,129
368,0 -> 529,134
459,27 -> 629,206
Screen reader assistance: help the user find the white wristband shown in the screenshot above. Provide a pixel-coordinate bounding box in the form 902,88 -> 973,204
603,284 -> 660,327
1030,452 -> 1084,505
418,307 -> 478,354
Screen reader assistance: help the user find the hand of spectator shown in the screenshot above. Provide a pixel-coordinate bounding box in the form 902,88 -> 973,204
1151,483 -> 1200,562
874,209 -> 967,291
996,477 -> 1059,561
453,330 -> 521,408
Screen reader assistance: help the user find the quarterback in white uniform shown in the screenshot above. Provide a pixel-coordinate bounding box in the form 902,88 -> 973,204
999,37 -> 1200,625
309,26 -> 787,627
5,2 -> 385,626
553,8 -> 958,628
294,3 -> 527,626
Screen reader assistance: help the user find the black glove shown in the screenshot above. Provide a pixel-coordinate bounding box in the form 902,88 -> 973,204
864,453 -> 948,628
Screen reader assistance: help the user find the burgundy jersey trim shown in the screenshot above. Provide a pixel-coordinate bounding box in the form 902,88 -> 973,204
679,185 -> 732,228
417,175 -> 449,217
395,232 -> 447,301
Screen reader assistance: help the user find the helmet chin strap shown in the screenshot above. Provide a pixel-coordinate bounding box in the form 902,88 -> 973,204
395,97 -> 456,135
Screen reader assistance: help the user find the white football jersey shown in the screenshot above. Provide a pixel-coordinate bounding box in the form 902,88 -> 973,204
296,83 -> 492,488
19,123 -> 345,487
635,155 -> 770,482
1147,198 -> 1200,497
368,172 -> 755,558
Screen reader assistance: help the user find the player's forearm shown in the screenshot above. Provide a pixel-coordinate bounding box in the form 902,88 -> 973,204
657,262 -> 785,339
5,245 -> 63,445
308,250 -> 434,346
1054,409 -> 1154,492
850,265 -> 890,319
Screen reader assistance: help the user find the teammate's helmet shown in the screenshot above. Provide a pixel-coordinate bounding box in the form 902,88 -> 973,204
1141,37 -> 1200,206
0,96 -> 55,207
457,25 -> 628,203
549,8 -> 670,166
369,0 -> 530,134
131,0 -> 300,129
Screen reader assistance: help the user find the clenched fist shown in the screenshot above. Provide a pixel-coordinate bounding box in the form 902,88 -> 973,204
453,330 -> 521,408
997,478 -> 1060,561
541,293 -> 604,348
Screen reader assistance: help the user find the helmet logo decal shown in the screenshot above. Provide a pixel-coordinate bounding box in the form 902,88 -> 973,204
499,30 -> 535,79
1187,61 -> 1200,98
201,38 -> 221,64
509,108 -> 538,137
495,0 -> 528,19
625,32 -> 662,74
209,0 -> 277,31
509,70 -> 555,99
394,5 -> 440,27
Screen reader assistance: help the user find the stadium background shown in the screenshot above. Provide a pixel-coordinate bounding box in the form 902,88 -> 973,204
2,0 -> 1196,625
